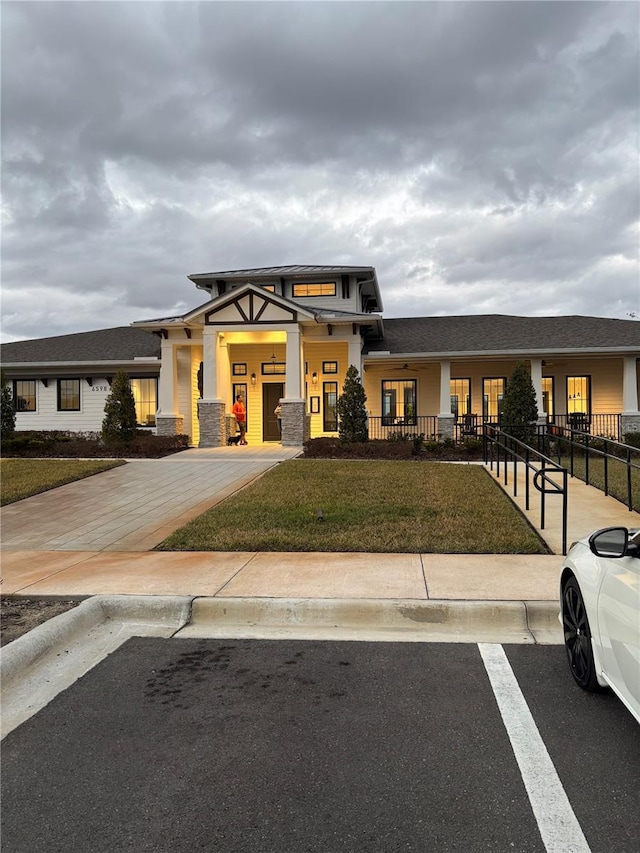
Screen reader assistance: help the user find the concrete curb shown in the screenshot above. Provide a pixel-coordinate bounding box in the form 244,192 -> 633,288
177,597 -> 563,644
1,595 -> 192,739
1,595 -> 192,688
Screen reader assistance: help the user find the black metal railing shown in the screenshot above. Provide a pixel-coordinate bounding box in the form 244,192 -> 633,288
367,416 -> 438,441
539,427 -> 640,512
483,425 -> 569,555
549,413 -> 620,440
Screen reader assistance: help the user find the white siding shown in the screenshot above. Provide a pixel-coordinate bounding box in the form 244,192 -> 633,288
14,378 -> 111,433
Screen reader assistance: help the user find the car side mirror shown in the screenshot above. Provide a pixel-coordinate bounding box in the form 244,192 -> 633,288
588,527 -> 629,558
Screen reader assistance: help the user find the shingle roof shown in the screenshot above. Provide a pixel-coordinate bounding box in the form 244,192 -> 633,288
0,327 -> 161,364
363,315 -> 640,355
188,265 -> 374,280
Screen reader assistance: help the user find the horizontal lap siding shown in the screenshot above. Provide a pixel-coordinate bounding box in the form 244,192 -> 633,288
229,343 -> 285,444
14,378 -> 111,432
362,357 -> 628,418
304,341 -> 347,436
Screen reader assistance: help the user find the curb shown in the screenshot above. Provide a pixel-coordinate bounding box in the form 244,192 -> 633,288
177,597 -> 562,644
1,595 -> 193,739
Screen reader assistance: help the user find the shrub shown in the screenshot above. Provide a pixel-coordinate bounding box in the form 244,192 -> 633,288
501,360 -> 538,444
336,365 -> 368,442
624,432 -> 640,449
1,370 -> 16,438
102,370 -> 137,443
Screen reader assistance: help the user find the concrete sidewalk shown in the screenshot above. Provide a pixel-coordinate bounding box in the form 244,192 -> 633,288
1,448 -> 638,603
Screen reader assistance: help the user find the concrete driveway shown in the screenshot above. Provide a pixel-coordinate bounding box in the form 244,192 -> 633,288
0,446 -> 300,552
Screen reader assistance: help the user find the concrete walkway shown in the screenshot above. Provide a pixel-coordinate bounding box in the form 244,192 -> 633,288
1,445 -> 300,551
1,448 -> 638,603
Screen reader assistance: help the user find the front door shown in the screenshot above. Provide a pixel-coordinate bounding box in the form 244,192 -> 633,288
263,383 -> 284,441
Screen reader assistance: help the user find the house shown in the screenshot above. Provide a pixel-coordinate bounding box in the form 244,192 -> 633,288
2,264 -> 640,445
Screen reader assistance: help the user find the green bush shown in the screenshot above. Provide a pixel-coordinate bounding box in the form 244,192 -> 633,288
624,432 -> 640,449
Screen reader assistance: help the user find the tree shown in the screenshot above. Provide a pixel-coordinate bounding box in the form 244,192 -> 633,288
501,360 -> 538,444
336,364 -> 368,442
1,370 -> 16,438
102,370 -> 137,442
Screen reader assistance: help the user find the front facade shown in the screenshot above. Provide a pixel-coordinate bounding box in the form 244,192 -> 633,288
3,264 -> 640,445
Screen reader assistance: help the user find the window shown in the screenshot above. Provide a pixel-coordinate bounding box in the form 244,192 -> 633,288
567,376 -> 590,414
131,377 -> 158,426
292,282 -> 336,298
57,379 -> 80,412
232,363 -> 247,376
482,378 -> 505,420
542,377 -> 554,417
450,379 -> 471,419
322,361 -> 338,374
13,380 -> 36,412
262,284 -> 276,293
233,383 -> 248,429
261,362 -> 286,375
382,380 -> 417,425
323,382 -> 338,431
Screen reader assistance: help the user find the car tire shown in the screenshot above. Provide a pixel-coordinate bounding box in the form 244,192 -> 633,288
561,575 -> 605,693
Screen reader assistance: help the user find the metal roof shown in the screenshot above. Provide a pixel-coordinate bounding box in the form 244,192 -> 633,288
188,265 -> 375,280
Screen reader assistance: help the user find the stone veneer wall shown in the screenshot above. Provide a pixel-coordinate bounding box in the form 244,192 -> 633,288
281,401 -> 305,446
620,414 -> 640,441
156,415 -> 184,437
198,400 -> 225,447
437,414 -> 455,440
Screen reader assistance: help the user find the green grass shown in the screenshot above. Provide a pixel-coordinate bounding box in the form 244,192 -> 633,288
0,458 -> 126,506
158,460 -> 548,553
559,454 -> 640,512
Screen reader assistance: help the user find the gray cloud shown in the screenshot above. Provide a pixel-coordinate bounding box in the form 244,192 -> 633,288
1,0 -> 638,342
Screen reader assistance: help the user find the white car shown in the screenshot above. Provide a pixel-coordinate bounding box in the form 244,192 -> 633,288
560,527 -> 640,723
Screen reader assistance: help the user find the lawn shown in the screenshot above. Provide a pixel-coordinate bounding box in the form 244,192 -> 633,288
158,460 -> 548,553
0,458 -> 125,506
559,454 -> 640,512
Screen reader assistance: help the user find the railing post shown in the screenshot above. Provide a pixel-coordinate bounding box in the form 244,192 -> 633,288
603,441 -> 609,497
525,446 -> 530,510
540,456 -> 546,531
628,447 -> 633,511
562,469 -> 568,556
585,433 -> 590,485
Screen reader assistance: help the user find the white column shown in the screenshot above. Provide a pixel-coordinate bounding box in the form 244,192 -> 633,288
217,336 -> 231,405
530,358 -> 544,418
158,340 -> 179,415
622,356 -> 639,413
202,328 -> 218,400
285,327 -> 302,399
348,335 -> 362,375
438,360 -> 451,415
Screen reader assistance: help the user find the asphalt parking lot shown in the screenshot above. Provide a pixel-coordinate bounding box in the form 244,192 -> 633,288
2,640 -> 638,853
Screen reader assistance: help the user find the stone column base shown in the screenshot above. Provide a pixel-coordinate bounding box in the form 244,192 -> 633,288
620,413 -> 640,442
156,415 -> 184,436
198,400 -> 226,447
281,400 -> 305,446
437,414 -> 455,441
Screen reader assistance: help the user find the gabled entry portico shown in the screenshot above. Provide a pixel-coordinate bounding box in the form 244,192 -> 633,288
157,284 -> 314,447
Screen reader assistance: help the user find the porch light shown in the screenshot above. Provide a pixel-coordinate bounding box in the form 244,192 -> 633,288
251,372 -> 257,385
312,371 -> 318,386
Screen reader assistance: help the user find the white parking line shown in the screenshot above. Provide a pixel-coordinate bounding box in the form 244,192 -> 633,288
479,643 -> 591,853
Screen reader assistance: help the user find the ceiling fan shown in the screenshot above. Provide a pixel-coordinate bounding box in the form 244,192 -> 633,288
392,363 -> 422,371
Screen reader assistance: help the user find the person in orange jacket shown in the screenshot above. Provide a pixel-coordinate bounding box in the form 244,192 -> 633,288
232,394 -> 247,444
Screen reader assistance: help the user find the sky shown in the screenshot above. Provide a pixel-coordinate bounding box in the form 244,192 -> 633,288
2,0 -> 639,343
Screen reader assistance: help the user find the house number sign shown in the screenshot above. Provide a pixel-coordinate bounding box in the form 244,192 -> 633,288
91,385 -> 109,392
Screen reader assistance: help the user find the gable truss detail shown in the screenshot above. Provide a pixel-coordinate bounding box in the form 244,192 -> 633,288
205,291 -> 298,325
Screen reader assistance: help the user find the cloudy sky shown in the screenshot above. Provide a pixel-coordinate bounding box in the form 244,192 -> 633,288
2,0 -> 639,342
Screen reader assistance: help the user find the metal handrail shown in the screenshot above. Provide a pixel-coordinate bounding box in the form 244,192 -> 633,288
541,427 -> 640,512
483,425 -> 569,555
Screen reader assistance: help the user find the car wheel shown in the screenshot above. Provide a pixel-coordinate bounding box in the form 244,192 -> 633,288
561,575 -> 603,692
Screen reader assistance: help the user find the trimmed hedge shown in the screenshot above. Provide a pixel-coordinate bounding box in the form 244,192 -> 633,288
302,437 -> 483,460
1,430 -> 190,458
